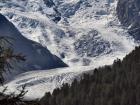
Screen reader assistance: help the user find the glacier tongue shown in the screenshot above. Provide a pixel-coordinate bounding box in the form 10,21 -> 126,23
3,66 -> 95,100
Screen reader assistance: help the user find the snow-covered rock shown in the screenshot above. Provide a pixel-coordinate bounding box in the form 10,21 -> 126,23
0,0 -> 137,66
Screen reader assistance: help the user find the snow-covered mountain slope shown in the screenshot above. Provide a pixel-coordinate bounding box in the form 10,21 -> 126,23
0,0 -> 137,66
0,0 -> 139,100
0,13 -> 67,79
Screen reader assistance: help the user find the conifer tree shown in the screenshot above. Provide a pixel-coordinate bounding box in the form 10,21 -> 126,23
0,36 -> 34,105
0,36 -> 25,84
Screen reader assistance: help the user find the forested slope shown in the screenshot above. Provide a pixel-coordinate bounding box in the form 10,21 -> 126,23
40,46 -> 140,105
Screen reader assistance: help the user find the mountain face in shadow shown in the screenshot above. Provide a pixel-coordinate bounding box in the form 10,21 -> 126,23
0,14 -> 68,74
117,0 -> 140,40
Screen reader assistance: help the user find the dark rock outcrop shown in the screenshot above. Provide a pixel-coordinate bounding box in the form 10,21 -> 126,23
117,0 -> 140,40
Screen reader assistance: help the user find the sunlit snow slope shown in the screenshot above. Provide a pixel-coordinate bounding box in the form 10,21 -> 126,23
0,0 -> 137,66
0,0 -> 138,100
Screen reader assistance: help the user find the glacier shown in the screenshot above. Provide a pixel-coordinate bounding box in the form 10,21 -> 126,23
0,0 -> 137,66
0,0 -> 138,99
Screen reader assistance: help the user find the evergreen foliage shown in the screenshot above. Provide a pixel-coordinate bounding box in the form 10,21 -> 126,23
40,46 -> 140,105
0,36 -> 39,105
0,36 -> 25,84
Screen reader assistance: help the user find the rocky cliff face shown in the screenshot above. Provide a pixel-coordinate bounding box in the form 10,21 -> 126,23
117,0 -> 140,40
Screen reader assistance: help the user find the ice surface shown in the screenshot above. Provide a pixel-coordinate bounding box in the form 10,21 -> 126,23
0,0 -> 139,100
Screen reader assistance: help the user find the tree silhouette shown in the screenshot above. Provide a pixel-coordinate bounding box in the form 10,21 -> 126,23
0,36 -> 39,105
0,36 -> 25,84
40,46 -> 140,105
